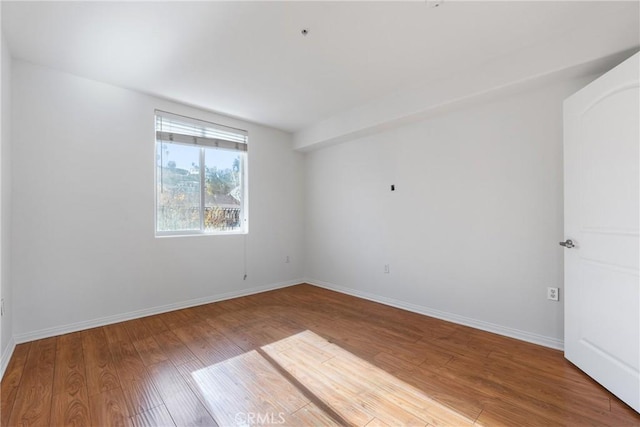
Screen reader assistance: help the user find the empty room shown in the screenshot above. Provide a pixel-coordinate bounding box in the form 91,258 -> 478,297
0,1 -> 639,426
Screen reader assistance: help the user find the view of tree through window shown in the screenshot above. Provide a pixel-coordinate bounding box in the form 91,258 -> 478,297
155,111 -> 247,235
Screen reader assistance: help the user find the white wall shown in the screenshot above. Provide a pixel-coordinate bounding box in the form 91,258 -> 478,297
304,75 -> 596,348
4,54 -> 607,351
1,35 -> 13,368
11,60 -> 305,340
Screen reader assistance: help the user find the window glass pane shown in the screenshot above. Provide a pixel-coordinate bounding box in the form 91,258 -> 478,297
156,142 -> 201,231
204,148 -> 243,232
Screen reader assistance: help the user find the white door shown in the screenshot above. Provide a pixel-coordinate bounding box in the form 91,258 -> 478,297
563,52 -> 639,413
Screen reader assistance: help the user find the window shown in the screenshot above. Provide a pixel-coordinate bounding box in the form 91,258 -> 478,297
155,110 -> 248,236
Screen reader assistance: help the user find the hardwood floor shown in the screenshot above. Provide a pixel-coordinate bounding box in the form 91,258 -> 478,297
2,284 -> 638,426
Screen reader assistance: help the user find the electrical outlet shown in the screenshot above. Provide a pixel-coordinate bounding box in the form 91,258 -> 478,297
384,264 -> 390,274
547,287 -> 559,301
285,256 -> 290,264
1,298 -> 4,316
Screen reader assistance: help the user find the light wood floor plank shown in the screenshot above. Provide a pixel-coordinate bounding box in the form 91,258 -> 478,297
130,404 -> 176,427
81,327 -> 121,396
120,375 -> 164,417
288,403 -> 340,426
158,308 -> 199,330
124,318 -> 154,342
173,321 -> 244,367
140,315 -> 169,335
396,364 -> 486,422
88,387 -> 130,427
50,332 -> 91,426
147,361 -> 218,427
7,337 -> 57,426
133,336 -> 169,366
105,326 -> 148,385
1,342 -> 31,427
152,330 -> 196,367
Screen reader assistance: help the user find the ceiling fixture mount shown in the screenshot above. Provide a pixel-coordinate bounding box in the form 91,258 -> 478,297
301,28 -> 309,36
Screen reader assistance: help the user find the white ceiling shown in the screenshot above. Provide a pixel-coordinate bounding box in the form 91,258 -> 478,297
2,1 -> 639,133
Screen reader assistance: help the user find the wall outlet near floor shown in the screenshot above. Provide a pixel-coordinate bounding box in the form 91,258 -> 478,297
384,264 -> 390,274
547,287 -> 559,301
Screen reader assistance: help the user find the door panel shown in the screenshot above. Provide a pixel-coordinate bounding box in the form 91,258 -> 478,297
580,232 -> 638,270
580,87 -> 639,231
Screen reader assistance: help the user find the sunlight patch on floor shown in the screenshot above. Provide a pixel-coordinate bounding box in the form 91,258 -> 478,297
192,330 -> 475,426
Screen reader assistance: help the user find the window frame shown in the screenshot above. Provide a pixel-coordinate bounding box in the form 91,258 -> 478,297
154,110 -> 248,237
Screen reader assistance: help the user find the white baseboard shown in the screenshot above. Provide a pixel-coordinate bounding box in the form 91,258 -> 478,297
13,279 -> 303,345
0,336 -> 16,380
305,278 -> 564,350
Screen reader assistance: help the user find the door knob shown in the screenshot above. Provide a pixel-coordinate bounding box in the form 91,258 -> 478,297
559,239 -> 575,248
